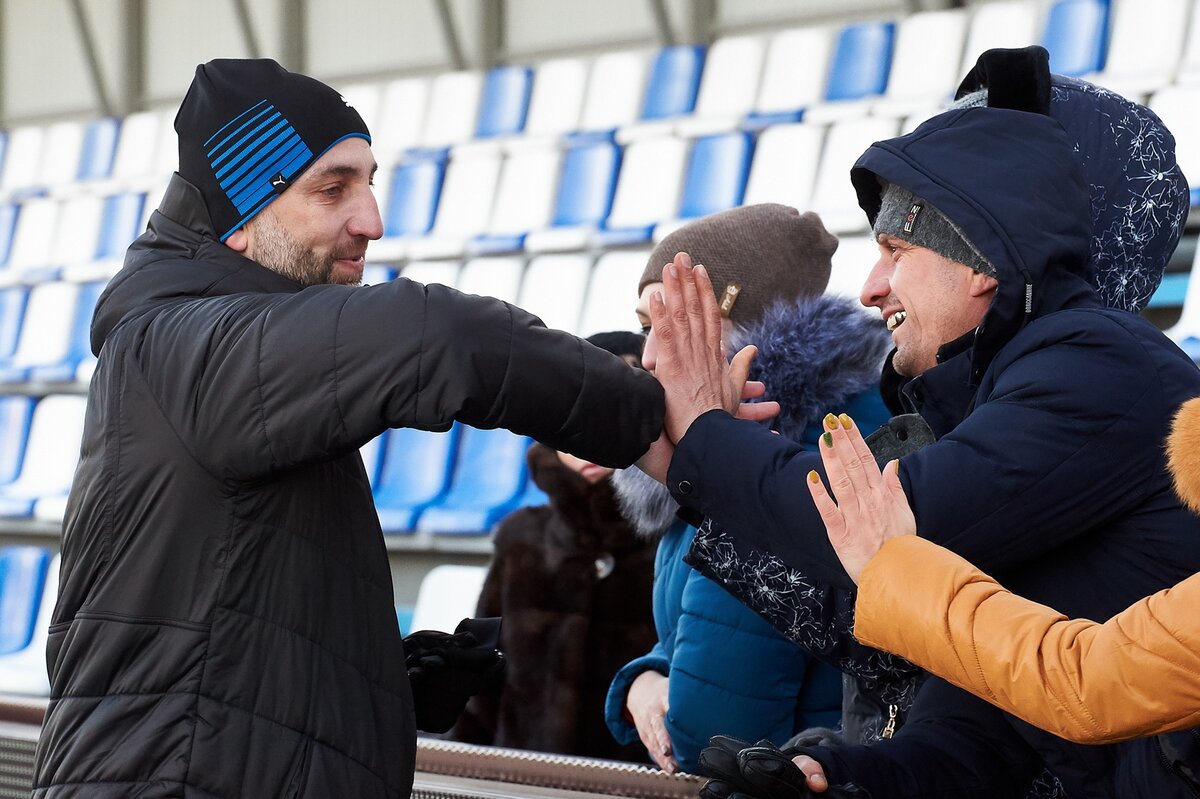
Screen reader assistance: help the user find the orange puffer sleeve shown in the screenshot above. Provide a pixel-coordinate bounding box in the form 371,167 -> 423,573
853,535 -> 1200,744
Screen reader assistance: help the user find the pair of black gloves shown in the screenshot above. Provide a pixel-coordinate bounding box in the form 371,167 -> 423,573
404,617 -> 505,733
698,736 -> 870,799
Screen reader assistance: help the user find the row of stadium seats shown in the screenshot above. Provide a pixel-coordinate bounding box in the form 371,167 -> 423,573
0,545 -> 57,696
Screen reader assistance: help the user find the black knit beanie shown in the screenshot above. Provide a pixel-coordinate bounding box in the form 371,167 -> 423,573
175,58 -> 371,241
586,331 -> 646,365
873,183 -> 996,277
640,204 -> 836,325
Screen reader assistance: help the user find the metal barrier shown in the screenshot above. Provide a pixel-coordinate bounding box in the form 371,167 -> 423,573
0,697 -> 702,798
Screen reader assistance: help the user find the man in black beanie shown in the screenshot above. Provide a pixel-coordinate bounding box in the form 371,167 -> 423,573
640,47 -> 1200,798
31,59 -> 665,799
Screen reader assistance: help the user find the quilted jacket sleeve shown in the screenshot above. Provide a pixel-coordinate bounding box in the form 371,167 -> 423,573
133,277 -> 664,480
854,536 -> 1200,744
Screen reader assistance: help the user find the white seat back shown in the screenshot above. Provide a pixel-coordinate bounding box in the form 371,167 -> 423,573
961,1 -> 1041,76
516,254 -> 593,334
811,117 -> 900,233
755,27 -> 835,115
525,58 -> 589,137
457,257 -> 524,304
605,136 -> 690,229
485,146 -> 562,236
743,123 -> 826,210
2,395 -> 88,498
409,564 -> 488,633
580,51 -> 651,132
578,250 -> 649,336
421,71 -> 483,148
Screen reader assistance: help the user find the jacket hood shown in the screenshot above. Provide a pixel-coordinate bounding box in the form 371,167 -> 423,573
730,293 -> 891,441
91,174 -> 302,356
852,106 -> 1096,385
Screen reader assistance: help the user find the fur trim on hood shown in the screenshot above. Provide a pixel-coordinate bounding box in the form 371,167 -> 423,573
1168,398 -> 1200,515
611,466 -> 680,542
731,293 -> 891,441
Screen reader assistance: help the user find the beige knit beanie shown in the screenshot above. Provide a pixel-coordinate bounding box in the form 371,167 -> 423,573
639,204 -> 837,325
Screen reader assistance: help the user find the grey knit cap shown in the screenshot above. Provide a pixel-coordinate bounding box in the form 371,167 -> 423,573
873,183 -> 996,277
639,203 -> 837,325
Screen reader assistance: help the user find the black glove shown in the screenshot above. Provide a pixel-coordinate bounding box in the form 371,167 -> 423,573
404,617 -> 504,733
698,736 -> 871,799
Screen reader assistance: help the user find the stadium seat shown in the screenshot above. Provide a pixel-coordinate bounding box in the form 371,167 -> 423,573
400,260 -> 461,290
420,71 -> 483,148
405,147 -> 501,259
109,110 -> 163,189
470,143 -> 562,254
810,117 -> 901,233
409,564 -> 487,632
78,117 -> 121,182
747,26 -> 835,128
396,605 -> 415,636
1087,0 -> 1188,95
594,136 -> 690,247
742,123 -> 826,211
1042,0 -> 1110,77
618,45 -> 706,141
828,235 -> 881,300
0,288 -> 29,365
49,196 -> 104,267
0,132 -> 6,184
373,78 -> 430,160
152,108 -> 180,182
0,126 -> 44,195
95,192 -> 147,261
0,281 -> 86,383
677,35 -> 766,136
524,58 -> 589,139
38,121 -> 87,188
0,394 -> 88,518
515,253 -> 594,334
577,249 -> 650,336
375,425 -> 461,532
1148,86 -> 1200,206
5,198 -> 59,277
370,149 -> 448,262
416,426 -> 532,534
0,396 -> 34,487
1166,243 -> 1200,359
804,20 -> 897,123
675,131 -> 753,221
579,50 -> 652,133
873,10 -> 968,118
475,65 -> 533,139
0,553 -> 58,695
0,546 -> 51,655
1182,0 -> 1200,84
512,466 -> 550,510
456,256 -> 524,304
0,204 -> 17,268
524,134 -> 621,253
29,281 -> 106,383
960,1 -> 1041,77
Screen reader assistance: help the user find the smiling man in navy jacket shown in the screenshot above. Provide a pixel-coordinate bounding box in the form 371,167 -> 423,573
643,49 -> 1200,799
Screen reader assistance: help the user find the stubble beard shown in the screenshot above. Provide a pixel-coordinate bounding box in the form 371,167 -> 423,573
248,210 -> 360,287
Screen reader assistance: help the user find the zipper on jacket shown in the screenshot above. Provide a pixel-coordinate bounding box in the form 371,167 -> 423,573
881,705 -> 898,739
1157,733 -> 1200,797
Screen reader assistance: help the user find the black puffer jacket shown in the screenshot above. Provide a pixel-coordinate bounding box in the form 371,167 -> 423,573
32,175 -> 664,799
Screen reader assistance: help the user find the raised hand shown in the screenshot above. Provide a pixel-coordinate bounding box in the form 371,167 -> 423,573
805,413 -> 916,584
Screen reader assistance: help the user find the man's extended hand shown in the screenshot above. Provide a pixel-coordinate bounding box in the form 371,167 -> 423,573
649,253 -> 780,444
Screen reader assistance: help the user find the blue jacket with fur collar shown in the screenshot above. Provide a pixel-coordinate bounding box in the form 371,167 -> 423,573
605,293 -> 891,774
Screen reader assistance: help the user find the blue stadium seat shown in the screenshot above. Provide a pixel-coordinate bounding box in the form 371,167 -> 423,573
0,204 -> 17,268
0,553 -> 58,695
0,288 -> 29,365
676,131 -> 754,221
416,426 -> 532,535
640,45 -> 706,120
395,605 -> 415,636
475,65 -> 534,138
384,150 -> 448,238
825,21 -> 896,102
0,282 -> 86,384
78,118 -> 121,181
0,546 -> 51,655
374,425 -> 461,533
0,395 -> 88,518
96,193 -> 146,260
1042,0 -> 1110,77
29,281 -> 106,383
0,397 -> 34,487
524,134 -> 621,252
513,470 -> 549,510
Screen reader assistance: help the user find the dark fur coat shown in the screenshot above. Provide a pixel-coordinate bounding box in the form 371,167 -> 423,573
449,444 -> 657,761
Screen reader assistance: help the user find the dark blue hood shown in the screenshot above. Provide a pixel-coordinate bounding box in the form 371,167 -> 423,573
851,106 -> 1096,384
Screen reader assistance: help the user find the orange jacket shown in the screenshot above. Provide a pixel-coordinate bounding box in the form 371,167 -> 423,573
853,535 -> 1200,743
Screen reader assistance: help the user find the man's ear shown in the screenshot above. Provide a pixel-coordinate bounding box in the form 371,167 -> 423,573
969,271 -> 999,298
226,228 -> 249,253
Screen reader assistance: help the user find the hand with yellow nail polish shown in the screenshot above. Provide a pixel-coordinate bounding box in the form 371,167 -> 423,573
805,414 -> 916,584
